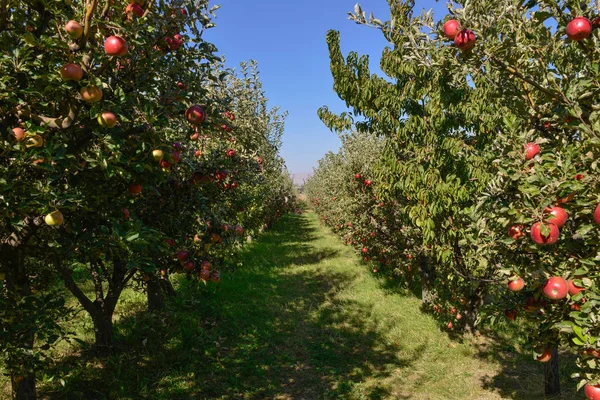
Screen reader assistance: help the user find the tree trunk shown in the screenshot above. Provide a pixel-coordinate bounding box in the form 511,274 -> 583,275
418,255 -> 436,305
90,310 -> 114,349
147,275 -> 165,312
544,347 -> 561,396
12,372 -> 36,400
462,283 -> 486,333
159,275 -> 177,298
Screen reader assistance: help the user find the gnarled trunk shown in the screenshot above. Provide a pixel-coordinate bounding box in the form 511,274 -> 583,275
12,372 -> 36,400
418,255 -> 436,305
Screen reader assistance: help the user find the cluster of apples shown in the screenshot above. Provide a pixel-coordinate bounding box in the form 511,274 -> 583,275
442,15 -> 598,52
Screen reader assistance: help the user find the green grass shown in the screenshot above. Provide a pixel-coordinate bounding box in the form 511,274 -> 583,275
1,211 -> 585,399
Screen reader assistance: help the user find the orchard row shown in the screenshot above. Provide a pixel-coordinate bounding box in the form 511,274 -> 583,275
0,1 -> 294,398
307,1 -> 600,397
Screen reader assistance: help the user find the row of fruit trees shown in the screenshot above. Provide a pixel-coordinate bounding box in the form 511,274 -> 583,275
305,0 -> 600,397
0,1 -> 295,398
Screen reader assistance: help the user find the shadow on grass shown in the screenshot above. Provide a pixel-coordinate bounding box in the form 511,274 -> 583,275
39,212 -> 412,399
471,327 -> 583,400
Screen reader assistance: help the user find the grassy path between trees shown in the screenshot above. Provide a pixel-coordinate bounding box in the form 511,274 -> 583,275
3,211 -> 582,399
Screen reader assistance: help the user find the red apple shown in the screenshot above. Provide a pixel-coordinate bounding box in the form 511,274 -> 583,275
104,36 -> 128,56
447,322 -> 453,329
170,151 -> 181,163
211,271 -> 221,283
257,157 -> 263,164
121,208 -> 130,219
11,127 -> 25,141
568,279 -> 585,296
508,277 -> 525,292
504,308 -> 517,320
185,105 -> 206,125
226,149 -> 235,157
594,204 -> 600,225
200,269 -> 211,281
524,142 -> 540,160
508,224 -> 525,240
65,20 -> 83,39
200,260 -> 211,270
125,3 -> 144,18
585,384 -> 600,400
542,277 -> 568,300
159,160 -> 171,169
80,86 -> 103,102
98,111 -> 117,128
454,29 -> 476,51
530,222 -> 559,245
566,17 -> 592,41
175,250 -> 189,262
443,19 -> 461,40
544,206 -> 568,228
222,124 -> 232,132
183,261 -> 195,272
128,183 -> 142,195
60,63 -> 83,81
536,348 -> 552,362
364,179 -> 372,186
355,173 -> 361,179
362,247 -> 368,253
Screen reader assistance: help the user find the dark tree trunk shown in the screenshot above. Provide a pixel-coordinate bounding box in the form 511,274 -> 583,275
12,372 -> 36,400
462,283 -> 486,333
544,347 -> 561,396
90,310 -> 114,349
147,275 -> 165,312
159,274 -> 177,298
1,218 -> 45,400
418,255 -> 436,305
61,259 -> 135,352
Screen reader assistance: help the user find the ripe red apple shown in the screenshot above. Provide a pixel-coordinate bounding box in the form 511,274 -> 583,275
185,105 -> 206,125
524,142 -> 540,160
568,279 -> 585,296
183,261 -> 195,272
530,222 -> 559,245
222,124 -> 232,132
454,29 -> 476,51
128,183 -> 142,195
200,260 -> 211,270
121,208 -> 130,219
364,179 -> 372,186
508,224 -> 525,240
125,3 -> 144,18
165,238 -> 175,247
575,173 -> 585,181
65,20 -> 83,39
175,250 -> 189,262
536,348 -> 552,362
226,149 -> 235,157
200,269 -> 211,281
566,17 -> 592,41
355,173 -> 361,179
585,384 -> 600,400
11,127 -> 25,141
190,133 -> 199,141
104,35 -> 128,56
447,322 -> 453,329
60,63 -> 83,81
504,308 -> 517,320
443,19 -> 461,40
362,247 -> 368,253
544,206 -> 568,228
170,151 -> 181,163
507,277 -> 525,291
542,277 -> 568,300
98,111 -> 117,128
80,86 -> 103,102
594,204 -> 600,225
159,160 -> 171,169
257,157 -> 263,164
211,271 -> 221,283
194,150 -> 201,157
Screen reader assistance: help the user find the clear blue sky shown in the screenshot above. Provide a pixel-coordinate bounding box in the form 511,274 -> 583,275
204,0 -> 447,175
